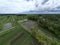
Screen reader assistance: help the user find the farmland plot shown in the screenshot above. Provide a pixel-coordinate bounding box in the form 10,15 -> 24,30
0,15 -> 38,45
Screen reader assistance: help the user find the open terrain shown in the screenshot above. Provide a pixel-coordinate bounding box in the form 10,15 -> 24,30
0,15 -> 60,45
0,15 -> 38,45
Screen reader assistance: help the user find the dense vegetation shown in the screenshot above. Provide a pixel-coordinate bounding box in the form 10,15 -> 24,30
27,15 -> 60,38
27,14 -> 60,45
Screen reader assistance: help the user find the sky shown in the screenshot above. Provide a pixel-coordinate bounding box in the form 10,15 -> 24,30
0,0 -> 60,14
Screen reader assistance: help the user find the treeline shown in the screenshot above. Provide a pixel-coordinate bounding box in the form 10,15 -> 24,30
27,14 -> 60,39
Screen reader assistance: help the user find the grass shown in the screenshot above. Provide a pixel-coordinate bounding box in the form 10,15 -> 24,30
0,15 -> 38,45
0,26 -> 22,45
0,24 -> 36,45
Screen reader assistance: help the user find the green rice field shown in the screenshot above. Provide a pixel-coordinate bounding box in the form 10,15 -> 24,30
0,15 -> 38,45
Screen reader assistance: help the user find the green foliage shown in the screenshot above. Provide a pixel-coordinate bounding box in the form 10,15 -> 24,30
27,14 -> 39,21
27,15 -> 60,39
28,15 -> 60,45
0,15 -> 60,45
0,15 -> 38,45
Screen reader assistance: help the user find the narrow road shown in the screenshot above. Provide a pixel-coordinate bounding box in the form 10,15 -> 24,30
0,26 -> 15,36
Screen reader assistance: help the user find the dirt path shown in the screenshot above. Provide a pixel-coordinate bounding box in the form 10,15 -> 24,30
0,26 -> 15,36
10,32 -> 24,45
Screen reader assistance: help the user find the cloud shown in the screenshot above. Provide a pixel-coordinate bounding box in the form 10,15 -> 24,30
0,0 -> 60,13
37,0 -> 60,10
0,0 -> 35,13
